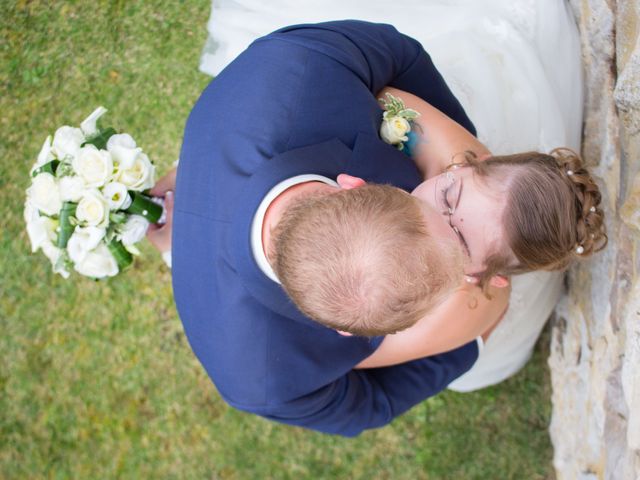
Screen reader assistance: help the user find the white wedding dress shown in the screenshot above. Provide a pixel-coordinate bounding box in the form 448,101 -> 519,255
199,0 -> 581,391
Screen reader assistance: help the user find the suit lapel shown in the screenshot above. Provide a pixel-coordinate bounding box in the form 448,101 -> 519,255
346,131 -> 423,192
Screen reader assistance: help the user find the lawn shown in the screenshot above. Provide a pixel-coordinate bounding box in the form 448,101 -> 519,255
1,2 -> 553,478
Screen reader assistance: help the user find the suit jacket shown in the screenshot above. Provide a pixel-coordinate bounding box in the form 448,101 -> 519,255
173,20 -> 479,437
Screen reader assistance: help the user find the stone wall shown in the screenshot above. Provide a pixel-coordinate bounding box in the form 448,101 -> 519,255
549,1 -> 640,479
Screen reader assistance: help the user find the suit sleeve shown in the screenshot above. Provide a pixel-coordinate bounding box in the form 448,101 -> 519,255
233,340 -> 478,437
272,20 -> 476,135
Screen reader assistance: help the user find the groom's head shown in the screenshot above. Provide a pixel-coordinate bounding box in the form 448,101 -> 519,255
269,178 -> 463,336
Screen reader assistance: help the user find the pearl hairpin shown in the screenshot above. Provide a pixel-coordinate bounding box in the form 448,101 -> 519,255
575,245 -> 585,254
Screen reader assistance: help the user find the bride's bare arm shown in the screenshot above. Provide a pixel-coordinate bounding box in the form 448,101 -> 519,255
378,86 -> 491,179
355,280 -> 510,369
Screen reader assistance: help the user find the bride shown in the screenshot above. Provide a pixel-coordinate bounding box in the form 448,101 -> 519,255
166,0 -> 591,391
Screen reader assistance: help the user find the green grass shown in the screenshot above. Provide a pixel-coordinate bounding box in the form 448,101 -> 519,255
1,2 -> 553,478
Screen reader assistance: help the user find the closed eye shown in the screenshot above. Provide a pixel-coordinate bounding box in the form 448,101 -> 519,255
441,185 -> 471,258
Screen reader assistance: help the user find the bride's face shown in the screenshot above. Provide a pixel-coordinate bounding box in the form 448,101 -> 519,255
412,166 -> 507,275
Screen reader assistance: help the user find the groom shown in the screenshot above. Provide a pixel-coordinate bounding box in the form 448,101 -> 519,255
159,21 -> 481,436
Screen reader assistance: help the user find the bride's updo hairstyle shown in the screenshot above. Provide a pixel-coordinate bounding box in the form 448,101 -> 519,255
464,148 -> 607,285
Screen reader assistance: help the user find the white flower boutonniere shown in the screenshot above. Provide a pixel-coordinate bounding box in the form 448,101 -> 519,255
379,93 -> 420,151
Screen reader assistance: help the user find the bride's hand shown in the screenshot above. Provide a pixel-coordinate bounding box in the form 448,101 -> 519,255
149,167 -> 176,197
146,168 -> 176,253
146,191 -> 173,253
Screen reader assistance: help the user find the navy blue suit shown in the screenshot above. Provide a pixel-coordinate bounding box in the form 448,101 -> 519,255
173,21 -> 479,437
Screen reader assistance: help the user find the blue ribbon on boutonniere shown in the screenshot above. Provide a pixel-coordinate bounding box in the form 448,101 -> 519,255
403,130 -> 419,157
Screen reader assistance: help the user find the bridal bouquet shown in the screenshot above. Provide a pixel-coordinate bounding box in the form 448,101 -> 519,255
24,107 -> 163,279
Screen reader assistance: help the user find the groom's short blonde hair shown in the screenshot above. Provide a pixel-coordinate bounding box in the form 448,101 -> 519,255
270,184 -> 463,336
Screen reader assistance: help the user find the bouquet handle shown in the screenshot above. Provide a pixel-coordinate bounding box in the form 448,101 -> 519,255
125,192 -> 163,223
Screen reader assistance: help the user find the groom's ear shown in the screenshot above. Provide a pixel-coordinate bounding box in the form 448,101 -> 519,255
337,173 -> 366,190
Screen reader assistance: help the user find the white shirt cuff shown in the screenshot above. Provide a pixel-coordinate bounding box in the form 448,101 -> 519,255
250,174 -> 338,284
162,250 -> 172,268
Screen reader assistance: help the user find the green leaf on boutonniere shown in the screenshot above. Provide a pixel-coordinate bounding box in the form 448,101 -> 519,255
82,127 -> 117,150
57,202 -> 77,248
31,160 -> 60,177
379,93 -> 420,121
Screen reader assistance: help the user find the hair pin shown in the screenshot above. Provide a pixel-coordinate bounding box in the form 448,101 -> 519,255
590,206 -> 596,213
566,170 -> 574,176
575,245 -> 585,254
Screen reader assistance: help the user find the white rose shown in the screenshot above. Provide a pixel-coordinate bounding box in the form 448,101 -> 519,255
25,214 -> 57,252
76,190 -> 110,227
74,243 -> 118,278
58,175 -> 86,202
102,182 -> 132,210
72,145 -> 113,187
80,106 -> 107,137
41,241 -> 60,263
26,172 -> 62,216
107,133 -> 141,170
67,227 -> 105,265
107,133 -> 137,150
40,241 -> 70,278
67,226 -> 106,264
52,126 -> 85,160
119,215 -> 149,246
116,153 -> 155,191
380,116 -> 411,145
31,136 -> 54,174
24,200 -> 39,224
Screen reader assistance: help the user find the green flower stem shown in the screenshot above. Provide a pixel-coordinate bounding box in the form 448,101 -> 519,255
31,160 -> 60,177
56,202 -> 77,248
107,239 -> 133,271
125,192 -> 162,223
82,127 -> 117,150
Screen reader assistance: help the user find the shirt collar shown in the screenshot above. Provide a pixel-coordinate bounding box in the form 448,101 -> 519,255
251,174 -> 338,284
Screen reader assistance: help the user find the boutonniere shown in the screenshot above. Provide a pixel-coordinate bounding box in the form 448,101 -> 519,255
378,93 -> 420,152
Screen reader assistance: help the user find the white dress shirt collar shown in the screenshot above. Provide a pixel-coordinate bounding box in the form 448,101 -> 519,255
251,174 -> 338,284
